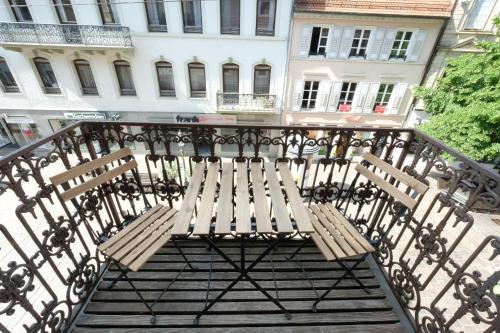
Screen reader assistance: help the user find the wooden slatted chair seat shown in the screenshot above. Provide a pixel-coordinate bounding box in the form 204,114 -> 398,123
98,204 -> 177,272
308,203 -> 375,261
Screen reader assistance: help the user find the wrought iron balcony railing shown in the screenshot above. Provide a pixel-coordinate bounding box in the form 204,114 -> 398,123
0,22 -> 133,49
0,121 -> 498,332
216,92 -> 276,112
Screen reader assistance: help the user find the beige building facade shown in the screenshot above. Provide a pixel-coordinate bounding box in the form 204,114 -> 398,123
283,1 -> 451,127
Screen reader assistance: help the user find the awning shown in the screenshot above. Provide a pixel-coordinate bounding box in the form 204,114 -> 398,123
3,115 -> 35,124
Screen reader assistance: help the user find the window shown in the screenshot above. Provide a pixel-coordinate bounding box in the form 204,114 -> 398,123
256,0 -> 276,36
74,59 -> 97,95
301,81 -> 319,109
188,62 -> 206,98
220,0 -> 240,34
0,57 -> 19,93
33,57 -> 60,94
464,0 -> 496,30
309,27 -> 329,56
338,82 -> 357,111
144,0 -> 167,32
182,0 -> 202,33
222,63 -> 239,93
349,29 -> 370,58
373,84 -> 394,113
390,31 -> 412,60
98,0 -> 117,25
53,0 -> 76,24
253,64 -> 271,94
155,61 -> 175,97
114,60 -> 136,96
9,0 -> 32,22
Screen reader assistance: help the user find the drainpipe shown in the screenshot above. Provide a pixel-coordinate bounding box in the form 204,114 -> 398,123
403,0 -> 457,126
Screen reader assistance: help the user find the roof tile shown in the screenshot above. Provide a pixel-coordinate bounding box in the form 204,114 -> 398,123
294,0 -> 452,18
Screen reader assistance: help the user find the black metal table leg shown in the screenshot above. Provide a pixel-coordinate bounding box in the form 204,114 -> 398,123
193,235 -> 291,325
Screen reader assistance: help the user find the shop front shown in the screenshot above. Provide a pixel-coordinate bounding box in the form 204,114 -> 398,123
2,114 -> 40,147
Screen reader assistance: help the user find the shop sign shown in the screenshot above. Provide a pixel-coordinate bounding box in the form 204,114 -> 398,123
174,114 -> 237,124
3,115 -> 35,124
64,112 -> 107,120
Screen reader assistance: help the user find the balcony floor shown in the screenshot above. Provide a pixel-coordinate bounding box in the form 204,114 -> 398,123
72,239 -> 403,332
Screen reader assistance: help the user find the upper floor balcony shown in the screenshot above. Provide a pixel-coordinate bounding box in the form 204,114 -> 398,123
0,22 -> 133,50
216,92 -> 277,113
0,121 -> 498,333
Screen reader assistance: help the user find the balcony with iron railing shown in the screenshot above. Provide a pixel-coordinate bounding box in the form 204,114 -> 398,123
0,22 -> 133,49
0,121 -> 498,332
216,92 -> 277,112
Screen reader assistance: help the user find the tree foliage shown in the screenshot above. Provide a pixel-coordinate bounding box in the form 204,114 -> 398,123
414,17 -> 500,162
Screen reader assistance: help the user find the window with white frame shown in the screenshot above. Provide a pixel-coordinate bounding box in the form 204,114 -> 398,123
74,59 -> 98,95
390,31 -> 413,59
155,61 -> 175,97
464,0 -> 496,30
256,0 -> 276,36
114,60 -> 136,96
309,27 -> 329,56
8,0 -> 32,22
98,0 -> 117,25
301,81 -> 319,109
338,82 -> 357,111
34,57 -> 61,94
373,84 -> 394,113
144,0 -> 167,32
253,64 -> 271,94
0,57 -> 19,93
182,0 -> 202,33
52,0 -> 76,24
349,29 -> 370,58
220,0 -> 240,34
188,62 -> 206,98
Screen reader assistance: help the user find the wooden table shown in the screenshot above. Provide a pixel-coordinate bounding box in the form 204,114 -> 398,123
170,161 -> 314,324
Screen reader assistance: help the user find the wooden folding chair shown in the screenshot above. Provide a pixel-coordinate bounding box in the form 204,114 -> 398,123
288,152 -> 429,311
49,147 -> 193,324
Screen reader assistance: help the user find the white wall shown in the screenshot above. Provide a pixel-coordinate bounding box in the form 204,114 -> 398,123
0,0 -> 292,120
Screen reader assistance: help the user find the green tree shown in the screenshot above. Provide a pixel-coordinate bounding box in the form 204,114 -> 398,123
414,17 -> 500,162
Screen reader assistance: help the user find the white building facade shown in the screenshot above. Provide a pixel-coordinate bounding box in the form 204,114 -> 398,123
0,0 -> 292,147
283,0 -> 451,128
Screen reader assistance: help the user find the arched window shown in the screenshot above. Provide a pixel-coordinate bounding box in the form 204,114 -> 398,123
73,59 -> 97,95
187,62 -> 206,98
33,57 -> 60,94
222,63 -> 239,93
113,60 -> 136,96
0,57 -> 19,93
253,64 -> 271,94
155,61 -> 175,97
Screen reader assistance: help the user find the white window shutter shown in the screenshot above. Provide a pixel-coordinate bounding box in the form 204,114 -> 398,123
318,81 -> 332,111
327,27 -> 343,58
292,80 -> 304,111
338,27 -> 355,59
363,83 -> 380,113
299,25 -> 313,57
407,30 -> 428,62
366,29 -> 386,60
379,29 -> 396,61
386,83 -> 408,114
327,81 -> 343,112
352,82 -> 370,113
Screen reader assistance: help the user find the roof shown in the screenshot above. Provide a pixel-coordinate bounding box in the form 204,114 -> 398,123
294,0 -> 452,18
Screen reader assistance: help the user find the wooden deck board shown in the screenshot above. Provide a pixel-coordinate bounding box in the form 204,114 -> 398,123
74,239 -> 403,332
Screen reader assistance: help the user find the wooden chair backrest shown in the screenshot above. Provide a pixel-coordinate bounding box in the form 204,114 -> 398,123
355,152 -> 429,210
49,148 -> 137,202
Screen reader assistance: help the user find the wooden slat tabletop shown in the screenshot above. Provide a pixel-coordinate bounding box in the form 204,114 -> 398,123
172,162 -> 314,236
